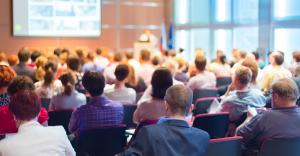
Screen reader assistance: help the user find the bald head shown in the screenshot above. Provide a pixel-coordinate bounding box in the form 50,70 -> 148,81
272,78 -> 299,108
164,85 -> 193,116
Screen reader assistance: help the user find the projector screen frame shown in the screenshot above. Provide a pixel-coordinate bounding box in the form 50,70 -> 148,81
12,0 -> 102,38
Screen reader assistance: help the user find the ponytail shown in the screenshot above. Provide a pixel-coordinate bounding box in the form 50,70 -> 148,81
43,69 -> 54,87
59,72 -> 75,96
64,82 -> 73,96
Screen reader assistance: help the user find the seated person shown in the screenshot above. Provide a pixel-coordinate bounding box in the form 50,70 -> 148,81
13,49 -> 35,80
0,76 -> 48,134
68,71 -> 123,136
104,64 -> 136,104
49,72 -> 86,111
219,66 -> 266,135
187,56 -> 216,90
0,65 -> 16,106
0,90 -> 75,156
133,67 -> 173,123
122,85 -> 209,156
237,78 -> 300,154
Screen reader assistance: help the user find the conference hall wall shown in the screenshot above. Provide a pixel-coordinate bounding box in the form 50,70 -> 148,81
0,0 -> 169,54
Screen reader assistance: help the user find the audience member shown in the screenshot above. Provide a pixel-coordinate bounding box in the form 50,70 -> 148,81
94,48 -> 110,68
28,50 -> 41,68
0,52 -> 8,66
218,66 -> 265,135
252,51 -> 265,69
104,52 -> 123,84
237,78 -> 300,155
81,51 -> 103,73
122,85 -> 209,156
261,51 -> 292,94
187,56 -> 216,90
134,67 -> 173,123
125,64 -> 147,93
7,54 -> 18,67
208,50 -> 231,77
0,65 -> 16,106
241,59 -> 260,89
68,71 -> 123,135
34,56 -> 48,81
138,49 -> 155,86
104,64 -> 136,104
0,90 -> 75,156
13,49 -> 35,80
290,51 -> 300,75
35,61 -> 62,99
49,72 -> 86,111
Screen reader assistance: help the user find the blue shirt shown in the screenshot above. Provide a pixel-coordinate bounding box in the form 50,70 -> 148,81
237,106 -> 300,150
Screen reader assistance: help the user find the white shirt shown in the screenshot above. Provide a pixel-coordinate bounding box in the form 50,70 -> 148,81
49,90 -> 86,111
0,121 -> 75,156
104,84 -> 136,104
187,71 -> 216,90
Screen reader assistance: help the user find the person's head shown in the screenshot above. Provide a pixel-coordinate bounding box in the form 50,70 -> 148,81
194,56 -> 207,72
35,56 -> 48,68
0,65 -> 16,89
152,56 -> 161,66
140,49 -> 151,62
271,78 -> 299,108
59,72 -> 75,96
59,49 -> 69,64
295,66 -> 300,77
86,51 -> 95,61
113,52 -> 123,62
216,50 -> 224,60
96,48 -> 102,55
0,52 -> 7,62
115,64 -> 129,82
164,85 -> 193,117
241,59 -> 258,83
220,55 -> 227,65
18,48 -> 31,63
82,71 -> 105,97
7,54 -> 19,66
7,76 -> 34,96
252,51 -> 260,61
162,59 -> 179,76
42,61 -> 57,87
245,53 -> 256,61
127,65 -> 137,86
67,56 -> 81,72
9,90 -> 41,123
233,66 -> 252,90
151,67 -> 173,99
240,51 -> 247,59
293,51 -> 300,63
232,49 -> 240,60
270,51 -> 284,66
30,51 -> 41,63
125,51 -> 134,60
54,48 -> 62,57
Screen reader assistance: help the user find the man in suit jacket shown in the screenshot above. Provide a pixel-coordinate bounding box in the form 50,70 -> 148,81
121,85 -> 209,156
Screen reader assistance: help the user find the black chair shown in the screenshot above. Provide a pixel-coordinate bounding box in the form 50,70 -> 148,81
79,126 -> 127,156
41,98 -> 51,110
258,138 -> 300,156
123,104 -> 137,129
193,88 -> 219,104
193,97 -> 218,115
193,112 -> 229,139
205,136 -> 243,156
48,110 -> 73,135
216,77 -> 232,87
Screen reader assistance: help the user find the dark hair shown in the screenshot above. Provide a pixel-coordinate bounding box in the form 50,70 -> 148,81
235,66 -> 252,85
67,56 -> 81,71
151,68 -> 173,99
293,51 -> 300,63
0,65 -> 16,88
43,66 -> 55,87
220,55 -> 227,64
195,56 -> 207,71
9,90 -> 41,121
252,51 -> 259,60
31,51 -> 41,62
44,61 -> 58,73
274,53 -> 284,65
272,78 -> 299,101
82,71 -> 105,97
152,56 -> 160,66
18,49 -> 30,62
140,49 -> 151,61
115,64 -> 129,81
59,72 -> 75,96
96,48 -> 102,55
7,76 -> 34,96
125,52 -> 134,60
54,48 -> 62,57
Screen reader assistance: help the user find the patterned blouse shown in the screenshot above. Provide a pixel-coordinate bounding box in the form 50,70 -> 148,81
0,93 -> 10,106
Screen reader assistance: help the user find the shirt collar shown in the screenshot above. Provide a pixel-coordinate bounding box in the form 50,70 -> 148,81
18,120 -> 40,132
157,117 -> 190,128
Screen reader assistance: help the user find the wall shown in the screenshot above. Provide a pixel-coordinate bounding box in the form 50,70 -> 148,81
0,0 -> 169,53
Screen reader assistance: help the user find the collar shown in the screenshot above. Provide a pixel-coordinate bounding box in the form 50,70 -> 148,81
18,120 -> 40,132
272,106 -> 298,111
88,95 -> 110,104
157,118 -> 189,128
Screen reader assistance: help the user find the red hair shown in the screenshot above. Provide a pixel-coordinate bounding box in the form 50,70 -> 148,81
9,90 -> 41,121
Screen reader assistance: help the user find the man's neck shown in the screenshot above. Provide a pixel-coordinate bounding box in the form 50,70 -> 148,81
167,114 -> 186,120
115,81 -> 125,88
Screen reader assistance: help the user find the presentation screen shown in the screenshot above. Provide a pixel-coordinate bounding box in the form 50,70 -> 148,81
13,0 -> 101,37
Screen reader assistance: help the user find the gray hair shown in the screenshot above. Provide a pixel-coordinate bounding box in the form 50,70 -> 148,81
164,84 -> 193,116
272,78 -> 299,101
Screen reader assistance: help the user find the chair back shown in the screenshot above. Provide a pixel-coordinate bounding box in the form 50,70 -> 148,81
216,77 -> 232,87
193,97 -> 217,115
48,110 -> 73,135
205,136 -> 243,156
123,104 -> 137,129
258,138 -> 300,156
79,126 -> 127,156
193,88 -> 219,104
41,98 -> 51,110
193,112 -> 229,139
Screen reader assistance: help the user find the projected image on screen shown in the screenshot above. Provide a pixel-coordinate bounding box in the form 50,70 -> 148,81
13,0 -> 101,37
